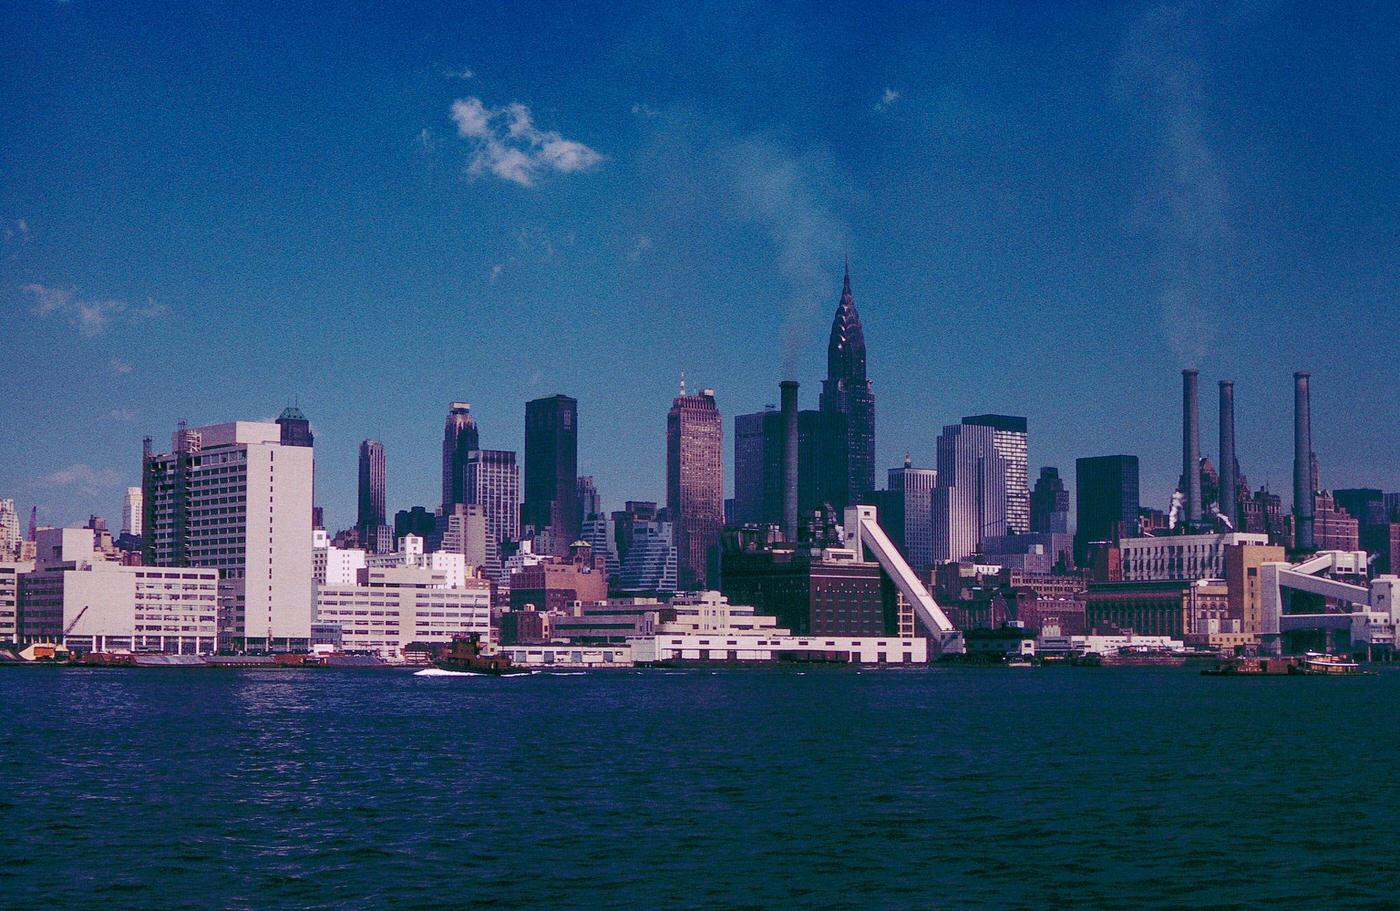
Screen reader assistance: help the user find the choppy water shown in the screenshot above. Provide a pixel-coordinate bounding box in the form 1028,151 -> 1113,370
2,665 -> 1396,910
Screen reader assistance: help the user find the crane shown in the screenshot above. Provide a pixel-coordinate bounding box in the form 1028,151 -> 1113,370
63,605 -> 90,638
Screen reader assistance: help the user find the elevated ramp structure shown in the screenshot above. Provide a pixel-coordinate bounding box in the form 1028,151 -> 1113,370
843,506 -> 964,654
1261,550 -> 1400,655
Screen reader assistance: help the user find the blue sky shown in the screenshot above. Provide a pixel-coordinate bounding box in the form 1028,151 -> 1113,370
3,0 -> 1398,532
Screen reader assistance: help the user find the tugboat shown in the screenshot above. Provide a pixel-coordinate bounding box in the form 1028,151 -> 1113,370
1287,652 -> 1370,676
430,634 -> 532,676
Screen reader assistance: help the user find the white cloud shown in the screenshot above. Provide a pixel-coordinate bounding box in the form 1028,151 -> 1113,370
627,235 -> 653,261
873,88 -> 901,112
110,356 -> 134,375
450,96 -> 603,187
35,463 -> 124,496
104,409 -> 136,422
22,283 -> 165,337
447,67 -> 474,80
489,263 -> 503,282
631,102 -> 659,118
3,219 -> 29,243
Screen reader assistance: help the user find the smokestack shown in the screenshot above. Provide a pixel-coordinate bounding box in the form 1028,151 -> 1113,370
1218,381 -> 1236,526
1294,372 -> 1314,550
780,380 -> 799,543
1182,369 -> 1202,529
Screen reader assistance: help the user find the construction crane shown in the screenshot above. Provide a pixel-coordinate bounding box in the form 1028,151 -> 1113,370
63,605 -> 90,638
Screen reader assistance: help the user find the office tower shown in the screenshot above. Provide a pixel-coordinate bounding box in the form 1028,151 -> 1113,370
438,503 -> 497,578
612,500 -> 659,567
883,457 -> 937,573
962,415 -> 1029,534
523,395 -> 579,555
441,402 -> 479,513
576,476 -> 601,520
818,265 -> 875,508
1075,455 -> 1141,565
394,506 -> 437,545
120,487 -> 143,537
275,406 -> 314,448
1293,373 -> 1315,550
464,449 -> 521,569
580,512 -> 620,576
143,420 -> 314,651
667,385 -> 724,590
0,498 -> 19,558
612,520 -> 679,596
1030,467 -> 1070,534
734,403 -> 837,528
357,439 -> 390,554
932,423 -> 1009,563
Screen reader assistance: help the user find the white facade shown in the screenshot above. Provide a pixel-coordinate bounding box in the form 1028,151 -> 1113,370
0,498 -> 20,558
366,534 -> 469,588
1119,532 -> 1269,582
122,486 -> 143,536
144,421 -> 314,651
313,528 -> 366,586
315,564 -> 491,659
19,527 -> 218,653
630,633 -> 928,664
0,560 -> 31,642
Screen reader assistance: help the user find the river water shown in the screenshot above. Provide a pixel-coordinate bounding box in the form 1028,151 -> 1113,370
2,665 -> 1395,909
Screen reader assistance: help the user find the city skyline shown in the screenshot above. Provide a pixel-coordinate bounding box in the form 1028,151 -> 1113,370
5,1 -> 1400,531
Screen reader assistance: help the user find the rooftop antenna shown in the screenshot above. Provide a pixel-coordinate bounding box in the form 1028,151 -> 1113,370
679,371 -> 686,397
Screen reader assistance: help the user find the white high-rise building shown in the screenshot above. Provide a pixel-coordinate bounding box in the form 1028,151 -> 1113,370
463,449 -> 520,574
933,423 -> 1009,563
0,498 -> 20,558
121,487 -> 143,536
366,534 -> 470,589
0,558 -> 32,642
312,528 -> 366,586
962,415 -> 1029,535
143,420 -> 314,651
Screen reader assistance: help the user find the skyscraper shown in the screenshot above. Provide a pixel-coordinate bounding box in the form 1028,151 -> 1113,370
143,420 -> 314,651
357,439 -> 389,553
1030,467 -> 1070,534
962,414 -> 1029,534
1075,455 -> 1140,565
121,487 -> 143,537
667,384 -> 724,590
464,449 -> 520,571
932,423 -> 1009,563
0,498 -> 19,558
441,402 -> 479,514
576,475 -> 601,520
818,265 -> 875,508
523,395 -> 579,555
733,405 -> 835,527
884,458 -> 937,573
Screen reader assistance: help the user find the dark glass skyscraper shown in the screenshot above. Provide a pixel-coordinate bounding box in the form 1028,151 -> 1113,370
1075,455 -> 1140,564
523,394 -> 579,555
733,405 -> 834,526
819,265 -> 875,508
357,440 -> 386,528
1031,466 -> 1070,534
440,402 -> 479,514
667,385 -> 723,590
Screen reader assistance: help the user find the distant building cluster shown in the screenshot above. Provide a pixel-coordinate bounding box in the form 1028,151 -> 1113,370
4,267 -> 1400,665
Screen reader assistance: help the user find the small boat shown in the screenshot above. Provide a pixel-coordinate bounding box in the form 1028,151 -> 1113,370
430,634 -> 532,676
1287,653 -> 1369,676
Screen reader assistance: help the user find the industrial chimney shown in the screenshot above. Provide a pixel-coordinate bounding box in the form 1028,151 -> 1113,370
1294,372 -> 1314,550
780,380 -> 799,543
1182,369 -> 1202,529
1218,381 -> 1236,527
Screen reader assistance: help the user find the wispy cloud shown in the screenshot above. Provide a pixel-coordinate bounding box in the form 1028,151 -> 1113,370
627,235 -> 653,262
22,283 -> 166,337
872,88 -> 901,112
450,97 -> 603,187
103,409 -> 136,422
3,219 -> 29,243
34,463 -> 124,496
447,67 -> 474,80
489,263 -> 503,283
110,356 -> 134,375
1118,3 -> 1231,365
631,102 -> 659,118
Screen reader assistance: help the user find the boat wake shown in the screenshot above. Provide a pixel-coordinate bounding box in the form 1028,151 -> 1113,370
413,667 -> 536,678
